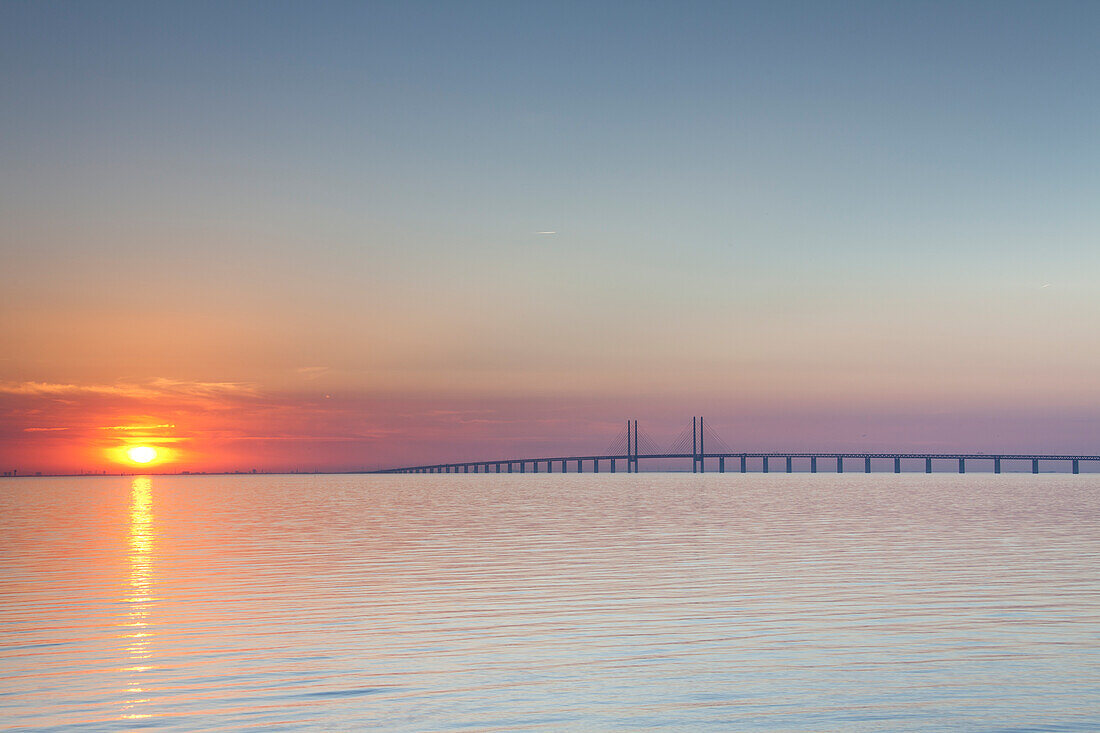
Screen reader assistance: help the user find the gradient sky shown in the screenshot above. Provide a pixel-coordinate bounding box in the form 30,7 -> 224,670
2,1 -> 1099,472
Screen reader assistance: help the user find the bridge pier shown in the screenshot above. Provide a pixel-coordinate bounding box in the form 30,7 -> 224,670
837,457 -> 844,473
593,458 -> 599,473
865,457 -> 871,473
741,456 -> 747,473
763,456 -> 769,473
959,458 -> 965,474
787,456 -> 793,473
532,461 -> 538,473
576,459 -> 582,472
925,458 -> 932,474
811,456 -> 817,473
611,458 -> 616,473
1033,459 -> 1039,474
995,457 -> 1001,474
719,456 -> 725,473
547,460 -> 553,473
894,457 -> 901,473
561,459 -> 567,472
1074,459 -> 1080,474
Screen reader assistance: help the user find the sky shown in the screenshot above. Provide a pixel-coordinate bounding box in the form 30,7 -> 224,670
2,1 -> 1099,473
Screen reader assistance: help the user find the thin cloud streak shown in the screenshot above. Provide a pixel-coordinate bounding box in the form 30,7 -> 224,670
100,424 -> 176,431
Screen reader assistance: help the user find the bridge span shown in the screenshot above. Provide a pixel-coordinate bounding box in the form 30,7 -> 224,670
373,418 -> 1099,475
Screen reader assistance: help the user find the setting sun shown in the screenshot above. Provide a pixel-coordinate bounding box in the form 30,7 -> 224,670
127,446 -> 158,464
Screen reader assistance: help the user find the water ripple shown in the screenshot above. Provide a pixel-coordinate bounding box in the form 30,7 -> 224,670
1,474 -> 1099,730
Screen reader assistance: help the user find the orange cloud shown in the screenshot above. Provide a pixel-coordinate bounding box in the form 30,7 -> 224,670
99,424 -> 177,431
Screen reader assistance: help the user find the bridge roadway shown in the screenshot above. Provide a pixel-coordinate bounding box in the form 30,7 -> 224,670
375,452 -> 1100,475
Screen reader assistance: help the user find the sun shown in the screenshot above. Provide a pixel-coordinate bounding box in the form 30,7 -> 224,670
127,446 -> 158,464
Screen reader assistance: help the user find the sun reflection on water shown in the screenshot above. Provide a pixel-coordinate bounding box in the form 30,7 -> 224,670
121,476 -> 155,720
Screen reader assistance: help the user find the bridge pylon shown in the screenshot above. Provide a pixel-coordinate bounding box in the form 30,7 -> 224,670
627,419 -> 640,473
693,417 -> 706,473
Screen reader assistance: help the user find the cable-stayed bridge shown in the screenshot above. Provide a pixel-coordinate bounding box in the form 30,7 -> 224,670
373,417 -> 1099,475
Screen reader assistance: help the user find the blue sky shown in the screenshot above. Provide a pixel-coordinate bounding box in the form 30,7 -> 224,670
2,1 -> 1099,469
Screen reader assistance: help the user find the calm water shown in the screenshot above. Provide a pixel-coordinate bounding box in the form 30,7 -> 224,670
2,474 -> 1099,731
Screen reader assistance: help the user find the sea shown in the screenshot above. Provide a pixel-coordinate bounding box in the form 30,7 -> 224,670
2,473 -> 1099,731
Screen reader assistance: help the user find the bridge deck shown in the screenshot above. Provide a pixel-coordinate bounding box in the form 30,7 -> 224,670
375,452 -> 1100,474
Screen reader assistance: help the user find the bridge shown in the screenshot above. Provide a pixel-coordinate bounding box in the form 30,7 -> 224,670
374,418 -> 1099,475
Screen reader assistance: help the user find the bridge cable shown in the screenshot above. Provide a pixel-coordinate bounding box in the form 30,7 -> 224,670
666,421 -> 696,455
604,424 -> 629,456
700,418 -> 733,454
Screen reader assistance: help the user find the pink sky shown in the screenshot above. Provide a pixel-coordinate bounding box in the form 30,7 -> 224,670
3,374 -> 1098,474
